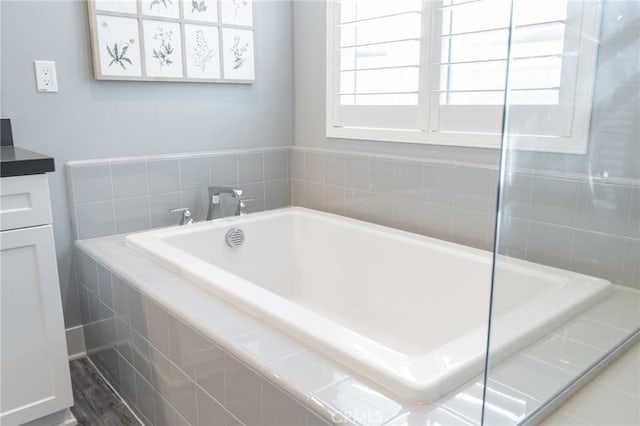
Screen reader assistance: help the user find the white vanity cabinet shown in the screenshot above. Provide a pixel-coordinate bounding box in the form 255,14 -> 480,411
0,174 -> 74,426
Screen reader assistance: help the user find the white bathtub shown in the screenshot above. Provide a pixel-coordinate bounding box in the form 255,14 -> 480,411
126,207 -> 611,402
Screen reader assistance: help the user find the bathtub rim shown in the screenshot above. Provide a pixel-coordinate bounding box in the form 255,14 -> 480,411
124,207 -> 613,402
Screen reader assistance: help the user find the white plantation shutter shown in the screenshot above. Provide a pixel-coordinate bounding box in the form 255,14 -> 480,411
326,0 -> 600,153
328,0 -> 428,131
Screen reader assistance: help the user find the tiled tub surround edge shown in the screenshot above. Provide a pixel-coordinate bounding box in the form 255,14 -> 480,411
74,235 -> 640,426
289,146 -> 640,288
66,147 -> 290,240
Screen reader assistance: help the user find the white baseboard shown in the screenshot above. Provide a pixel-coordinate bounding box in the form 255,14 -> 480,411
65,325 -> 86,361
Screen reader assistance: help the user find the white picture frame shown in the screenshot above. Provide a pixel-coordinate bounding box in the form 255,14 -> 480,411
184,24 -> 221,79
95,15 -> 143,77
87,0 -> 254,83
143,20 -> 184,78
222,27 -> 254,80
183,0 -> 218,23
221,0 -> 253,26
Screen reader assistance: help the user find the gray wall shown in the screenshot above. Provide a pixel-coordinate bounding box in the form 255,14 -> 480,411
1,0 -> 293,327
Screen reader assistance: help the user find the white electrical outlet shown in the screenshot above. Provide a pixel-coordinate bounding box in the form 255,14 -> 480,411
34,60 -> 58,93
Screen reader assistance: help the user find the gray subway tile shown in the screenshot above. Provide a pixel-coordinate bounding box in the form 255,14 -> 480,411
265,179 -> 290,210
290,179 -> 305,207
345,155 -> 369,191
97,263 -> 113,309
118,354 -> 137,406
115,197 -> 151,233
392,197 -> 421,234
196,386 -> 226,426
78,285 -> 91,324
454,166 -> 493,212
168,316 -> 212,379
135,372 -> 157,425
238,152 -> 264,184
154,393 -> 177,426
496,216 -> 528,258
304,181 -> 324,210
143,298 -> 171,356
112,161 -> 148,199
324,153 -> 345,187
393,161 -> 422,200
621,239 -> 640,288
628,187 -> 639,238
149,192 -> 182,228
180,157 -> 210,191
423,163 -> 455,206
571,230 -> 626,283
194,344 -> 225,403
72,165 -> 114,204
76,201 -> 116,239
574,182 -> 633,236
526,222 -> 574,269
224,354 -> 262,426
262,380 -> 308,426
305,151 -> 325,183
290,150 -> 305,180
324,185 -> 345,216
451,208 -> 492,250
420,202 -> 453,241
368,158 -> 394,194
132,331 -> 154,384
501,173 -> 533,219
147,159 -> 181,194
367,192 -> 393,227
171,365 -> 198,426
530,177 -> 578,227
210,154 -> 239,186
80,251 -> 98,293
264,150 -> 288,181
345,189 -> 368,221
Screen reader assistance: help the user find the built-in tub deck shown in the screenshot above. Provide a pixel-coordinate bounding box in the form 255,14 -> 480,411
75,208 -> 639,425
126,208 -> 611,402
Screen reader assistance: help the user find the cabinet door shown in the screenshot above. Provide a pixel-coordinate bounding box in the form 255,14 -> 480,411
0,225 -> 73,426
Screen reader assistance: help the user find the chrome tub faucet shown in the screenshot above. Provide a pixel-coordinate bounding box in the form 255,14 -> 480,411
207,186 -> 255,220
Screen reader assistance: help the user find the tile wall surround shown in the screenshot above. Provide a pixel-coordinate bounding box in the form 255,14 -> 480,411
75,235 -> 640,426
66,144 -> 638,294
66,147 -> 290,240
289,146 -> 640,288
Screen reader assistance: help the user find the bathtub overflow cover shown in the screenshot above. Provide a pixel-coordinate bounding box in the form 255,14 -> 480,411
225,228 -> 245,248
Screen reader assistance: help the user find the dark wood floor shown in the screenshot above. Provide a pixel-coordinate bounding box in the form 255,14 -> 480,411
70,358 -> 140,426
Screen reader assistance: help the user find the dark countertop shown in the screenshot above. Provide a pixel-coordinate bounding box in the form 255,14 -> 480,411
1,146 -> 55,177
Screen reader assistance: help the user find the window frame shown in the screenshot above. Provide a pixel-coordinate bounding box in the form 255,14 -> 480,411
325,0 -> 602,154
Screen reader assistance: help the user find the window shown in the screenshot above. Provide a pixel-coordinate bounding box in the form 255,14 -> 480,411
326,0 -> 601,153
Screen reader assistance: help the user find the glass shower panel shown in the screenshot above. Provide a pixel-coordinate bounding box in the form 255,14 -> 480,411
483,0 -> 640,424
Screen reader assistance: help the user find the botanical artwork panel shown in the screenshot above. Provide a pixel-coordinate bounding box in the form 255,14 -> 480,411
89,0 -> 255,82
143,20 -> 184,78
221,0 -> 253,26
95,15 -> 142,77
222,28 -> 254,80
94,0 -> 137,14
183,0 -> 218,23
184,25 -> 221,79
141,0 -> 180,19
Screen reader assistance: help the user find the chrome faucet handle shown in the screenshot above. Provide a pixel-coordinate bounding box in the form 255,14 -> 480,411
236,197 -> 256,216
169,207 -> 193,225
233,189 -> 243,197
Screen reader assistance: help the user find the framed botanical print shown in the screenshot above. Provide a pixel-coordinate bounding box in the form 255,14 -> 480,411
87,0 -> 255,83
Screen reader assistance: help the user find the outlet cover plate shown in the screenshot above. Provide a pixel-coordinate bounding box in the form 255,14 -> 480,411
34,60 -> 58,93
